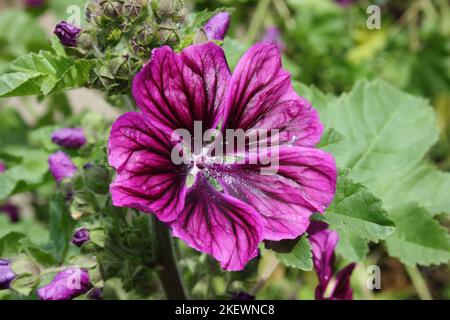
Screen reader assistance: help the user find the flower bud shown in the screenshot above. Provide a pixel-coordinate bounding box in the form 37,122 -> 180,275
123,0 -> 147,20
203,12 -> 231,41
83,164 -> 111,194
77,31 -> 95,51
0,259 -> 16,290
100,0 -> 124,19
0,204 -> 20,223
89,287 -> 103,300
54,21 -> 81,47
37,268 -> 91,300
48,151 -> 77,183
262,26 -> 285,52
153,0 -> 184,19
71,228 -> 90,247
51,128 -> 87,149
0,161 -> 5,173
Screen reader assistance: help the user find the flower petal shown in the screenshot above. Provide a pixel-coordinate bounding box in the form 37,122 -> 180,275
308,221 -> 339,292
132,42 -> 230,136
210,146 -> 336,241
329,263 -> 356,300
171,175 -> 263,271
223,42 -> 322,147
108,112 -> 188,222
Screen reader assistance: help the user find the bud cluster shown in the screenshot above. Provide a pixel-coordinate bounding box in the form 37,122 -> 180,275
80,0 -> 186,94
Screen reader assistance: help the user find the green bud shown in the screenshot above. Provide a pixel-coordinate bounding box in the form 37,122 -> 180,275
100,0 -> 124,19
77,31 -> 95,51
70,190 -> 98,220
83,164 -> 111,194
153,0 -> 184,19
123,0 -> 148,20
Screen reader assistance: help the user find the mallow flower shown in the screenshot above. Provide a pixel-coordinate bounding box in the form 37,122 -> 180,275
0,161 -> 5,173
308,221 -> 355,300
203,12 -> 231,41
262,26 -> 285,52
108,42 -> 336,271
37,268 -> 91,300
54,21 -> 81,47
0,259 -> 16,290
48,151 -> 77,183
51,128 -> 87,149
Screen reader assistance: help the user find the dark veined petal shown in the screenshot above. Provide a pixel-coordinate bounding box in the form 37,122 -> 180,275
223,42 -> 322,147
132,42 -> 231,136
327,263 -> 356,300
308,221 -> 339,293
171,175 -> 263,271
209,146 -> 336,241
108,112 -> 188,223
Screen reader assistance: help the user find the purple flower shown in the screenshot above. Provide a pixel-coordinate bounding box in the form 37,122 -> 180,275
0,161 -> 5,173
71,228 -> 90,247
203,12 -> 231,41
24,0 -> 46,8
54,21 -> 81,47
48,151 -> 77,183
37,268 -> 91,300
308,221 -> 355,300
0,204 -> 20,223
231,291 -> 255,300
108,42 -> 337,271
0,259 -> 16,290
262,26 -> 285,52
51,128 -> 87,149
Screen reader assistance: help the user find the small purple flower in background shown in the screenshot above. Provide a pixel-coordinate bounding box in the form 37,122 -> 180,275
71,228 -> 90,247
37,268 -> 91,300
51,128 -> 87,149
0,259 -> 16,290
108,42 -> 336,271
48,151 -> 77,183
24,0 -> 46,8
0,204 -> 20,223
54,21 -> 81,47
308,221 -> 355,300
262,26 -> 285,52
203,12 -> 231,41
0,161 -> 5,173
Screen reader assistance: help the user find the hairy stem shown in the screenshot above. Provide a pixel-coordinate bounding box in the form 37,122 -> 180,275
152,217 -> 187,300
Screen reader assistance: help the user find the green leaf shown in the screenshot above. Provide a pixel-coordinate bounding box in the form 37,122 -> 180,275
0,150 -> 49,201
317,128 -> 345,155
49,193 -> 75,262
0,232 -> 26,256
270,235 -> 313,271
0,51 -> 94,98
325,171 -> 395,242
385,204 -> 450,266
0,107 -> 28,147
334,228 -> 369,262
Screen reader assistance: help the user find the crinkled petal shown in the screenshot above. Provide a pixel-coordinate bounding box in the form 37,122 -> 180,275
132,42 -> 230,136
210,146 -> 336,241
108,112 -> 188,222
223,42 -> 322,147
171,175 -> 263,271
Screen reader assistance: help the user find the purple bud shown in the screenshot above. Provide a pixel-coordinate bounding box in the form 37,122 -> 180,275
54,21 -> 81,47
51,128 -> 87,149
203,12 -> 231,41
89,287 -> 103,300
48,151 -> 77,183
24,0 -> 46,8
37,268 -> 91,300
0,204 -> 20,223
0,259 -> 16,290
231,291 -> 255,300
0,161 -> 5,173
262,26 -> 286,52
71,228 -> 90,247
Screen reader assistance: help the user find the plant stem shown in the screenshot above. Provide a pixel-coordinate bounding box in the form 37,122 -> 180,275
405,265 -> 433,300
152,217 -> 187,300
